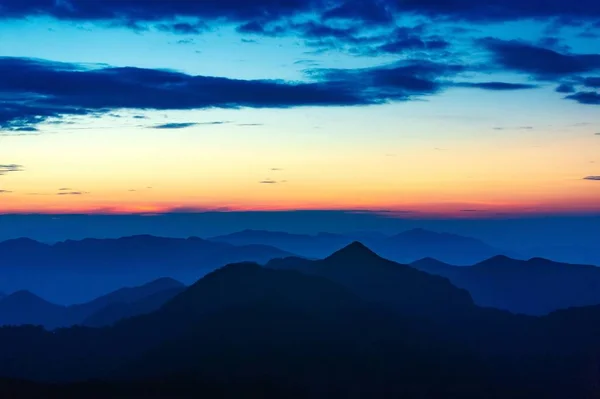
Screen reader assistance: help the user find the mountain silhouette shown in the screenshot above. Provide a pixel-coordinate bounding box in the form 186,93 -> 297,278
522,244 -> 600,267
0,235 -> 291,303
369,228 -> 510,265
411,255 -> 600,315
69,277 -> 184,317
0,238 -> 50,253
82,286 -> 185,327
0,278 -> 186,329
0,291 -> 66,327
267,241 -> 475,320
0,260 -> 496,394
0,248 -> 599,398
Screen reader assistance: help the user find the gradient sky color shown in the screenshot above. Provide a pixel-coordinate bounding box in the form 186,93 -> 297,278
0,1 -> 599,216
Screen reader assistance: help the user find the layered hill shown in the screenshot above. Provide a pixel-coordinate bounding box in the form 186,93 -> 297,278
0,235 -> 291,303
411,255 -> 600,315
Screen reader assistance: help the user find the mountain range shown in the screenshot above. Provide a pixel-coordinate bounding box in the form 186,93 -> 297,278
0,278 -> 186,329
411,256 -> 600,315
0,235 -> 291,304
210,228 -> 510,264
0,243 -> 599,398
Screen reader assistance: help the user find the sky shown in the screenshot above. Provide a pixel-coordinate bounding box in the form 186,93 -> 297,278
0,0 -> 599,217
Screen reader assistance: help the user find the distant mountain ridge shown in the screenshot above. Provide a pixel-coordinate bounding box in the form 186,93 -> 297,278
411,255 -> 600,315
210,228 -> 511,264
0,235 -> 292,304
0,278 -> 186,329
209,229 -> 350,258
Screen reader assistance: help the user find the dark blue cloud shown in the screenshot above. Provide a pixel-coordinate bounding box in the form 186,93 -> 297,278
482,38 -> 600,79
1,42 -> 596,132
293,21 -> 363,43
315,60 -> 466,98
236,21 -> 287,36
362,26 -> 450,55
0,0 -> 317,24
151,121 -> 230,129
556,83 -> 576,93
322,0 -> 394,24
156,21 -> 209,35
0,56 -> 380,130
373,0 -> 600,22
583,176 -> 600,181
582,77 -> 600,88
457,82 -> 538,91
566,92 -> 600,105
376,37 -> 449,54
237,21 -> 450,58
152,123 -> 199,129
2,0 -> 599,35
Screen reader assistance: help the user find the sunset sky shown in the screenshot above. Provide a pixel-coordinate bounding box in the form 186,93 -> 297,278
1,1 -> 599,216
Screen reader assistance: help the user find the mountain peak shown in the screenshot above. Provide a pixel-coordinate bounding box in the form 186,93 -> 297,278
0,237 -> 48,249
325,241 -> 381,262
475,254 -> 518,267
143,277 -> 185,290
403,228 -> 437,236
8,290 -> 39,298
3,290 -> 53,305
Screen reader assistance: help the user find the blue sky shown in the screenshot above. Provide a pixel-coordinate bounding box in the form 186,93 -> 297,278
0,0 -> 599,216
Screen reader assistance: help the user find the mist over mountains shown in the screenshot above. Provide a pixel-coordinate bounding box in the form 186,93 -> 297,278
1,229 -> 600,397
211,228 -> 511,264
2,228 -> 599,312
2,213 -> 599,265
0,235 -> 290,303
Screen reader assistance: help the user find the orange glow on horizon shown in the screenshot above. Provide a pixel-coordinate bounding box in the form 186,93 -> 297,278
2,195 -> 600,217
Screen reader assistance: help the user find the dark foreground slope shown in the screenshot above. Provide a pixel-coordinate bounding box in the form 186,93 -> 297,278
0,244 -> 599,398
411,255 -> 600,315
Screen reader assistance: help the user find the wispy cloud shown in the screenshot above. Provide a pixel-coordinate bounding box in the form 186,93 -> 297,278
156,21 -> 209,35
0,189 -> 13,194
151,123 -> 199,130
0,164 -> 24,175
56,191 -> 90,195
583,176 -> 600,181
197,121 -> 231,125
494,126 -> 534,131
